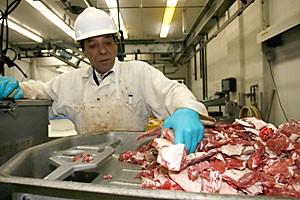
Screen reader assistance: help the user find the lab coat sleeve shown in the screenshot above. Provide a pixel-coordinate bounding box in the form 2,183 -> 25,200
20,79 -> 53,100
19,66 -> 85,101
19,77 -> 64,118
139,62 -> 214,125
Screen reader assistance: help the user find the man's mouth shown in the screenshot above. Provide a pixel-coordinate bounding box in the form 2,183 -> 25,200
98,59 -> 109,63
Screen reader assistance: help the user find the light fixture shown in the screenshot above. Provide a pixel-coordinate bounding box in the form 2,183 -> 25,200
25,0 -> 75,39
82,0 -> 91,7
160,0 -> 178,38
104,0 -> 128,39
1,19 -> 43,43
160,24 -> 170,38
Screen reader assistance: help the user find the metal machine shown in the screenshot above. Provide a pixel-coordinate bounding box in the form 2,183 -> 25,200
0,131 -> 288,200
0,99 -> 52,165
0,95 -> 287,200
0,99 -> 52,199
201,78 -> 240,123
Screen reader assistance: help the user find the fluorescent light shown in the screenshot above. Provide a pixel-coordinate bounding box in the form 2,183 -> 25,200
109,9 -> 128,39
104,0 -> 128,39
25,0 -> 75,39
160,0 -> 178,38
167,0 -> 178,7
163,7 -> 176,25
104,0 -> 117,8
160,24 -> 170,38
83,0 -> 90,7
1,19 -> 43,42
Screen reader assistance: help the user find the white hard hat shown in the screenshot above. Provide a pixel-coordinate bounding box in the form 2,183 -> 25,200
74,7 -> 118,41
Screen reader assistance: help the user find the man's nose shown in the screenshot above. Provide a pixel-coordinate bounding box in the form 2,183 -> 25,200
97,43 -> 107,54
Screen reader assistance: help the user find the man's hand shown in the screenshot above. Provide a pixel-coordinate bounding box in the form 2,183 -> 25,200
162,108 -> 204,153
0,76 -> 23,99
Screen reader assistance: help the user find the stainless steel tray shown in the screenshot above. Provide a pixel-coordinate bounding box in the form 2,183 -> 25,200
0,132 -> 292,200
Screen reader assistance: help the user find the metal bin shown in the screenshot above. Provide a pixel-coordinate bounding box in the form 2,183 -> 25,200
0,99 -> 52,165
0,132 -> 292,200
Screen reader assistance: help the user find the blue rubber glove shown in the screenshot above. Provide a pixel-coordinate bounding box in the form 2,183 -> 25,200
162,108 -> 204,154
0,76 -> 23,99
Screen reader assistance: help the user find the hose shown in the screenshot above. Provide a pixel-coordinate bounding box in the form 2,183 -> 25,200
239,105 -> 260,118
266,89 -> 275,122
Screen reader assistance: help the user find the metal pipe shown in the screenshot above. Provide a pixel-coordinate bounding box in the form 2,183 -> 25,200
201,36 -> 208,99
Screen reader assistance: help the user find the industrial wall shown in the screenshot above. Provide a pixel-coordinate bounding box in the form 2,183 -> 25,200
189,0 -> 300,127
265,25 -> 300,126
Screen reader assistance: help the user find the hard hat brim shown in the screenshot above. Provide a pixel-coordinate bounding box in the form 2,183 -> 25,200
75,29 -> 118,41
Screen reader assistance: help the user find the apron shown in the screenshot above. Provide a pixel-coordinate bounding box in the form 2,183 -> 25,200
74,68 -> 147,134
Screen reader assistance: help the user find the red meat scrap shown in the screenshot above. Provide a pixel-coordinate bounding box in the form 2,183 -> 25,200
102,173 -> 113,179
140,166 -> 183,190
119,118 -> 300,198
278,120 -> 300,141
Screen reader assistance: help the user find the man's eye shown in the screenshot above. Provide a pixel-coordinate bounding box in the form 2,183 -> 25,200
105,41 -> 113,45
88,44 -> 96,48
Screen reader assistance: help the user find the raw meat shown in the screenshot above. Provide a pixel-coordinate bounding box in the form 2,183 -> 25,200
153,138 -> 186,171
119,117 -> 300,198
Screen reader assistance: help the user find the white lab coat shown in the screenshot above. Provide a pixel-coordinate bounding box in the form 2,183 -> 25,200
20,59 -> 210,134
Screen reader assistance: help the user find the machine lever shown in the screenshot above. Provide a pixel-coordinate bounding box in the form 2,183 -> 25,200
44,144 -> 115,180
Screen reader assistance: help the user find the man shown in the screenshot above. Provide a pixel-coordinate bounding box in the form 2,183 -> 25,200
0,7 -> 213,153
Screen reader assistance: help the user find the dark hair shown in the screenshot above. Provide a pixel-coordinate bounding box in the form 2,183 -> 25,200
79,34 -> 118,51
79,40 -> 85,51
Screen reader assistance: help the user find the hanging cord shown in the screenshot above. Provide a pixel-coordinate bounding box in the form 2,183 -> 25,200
0,0 -> 27,77
1,0 -> 21,58
266,55 -> 289,122
0,50 -> 28,78
266,89 -> 275,121
116,0 -> 125,61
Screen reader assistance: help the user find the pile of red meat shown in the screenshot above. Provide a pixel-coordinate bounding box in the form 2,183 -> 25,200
118,117 -> 300,198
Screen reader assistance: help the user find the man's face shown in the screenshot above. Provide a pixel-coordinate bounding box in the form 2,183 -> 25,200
83,34 -> 117,74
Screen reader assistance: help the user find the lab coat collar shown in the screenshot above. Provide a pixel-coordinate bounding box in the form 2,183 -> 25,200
93,66 -> 115,82
82,58 -> 120,85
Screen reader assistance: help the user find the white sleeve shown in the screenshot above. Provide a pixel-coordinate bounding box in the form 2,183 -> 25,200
20,80 -> 52,100
139,62 -> 215,125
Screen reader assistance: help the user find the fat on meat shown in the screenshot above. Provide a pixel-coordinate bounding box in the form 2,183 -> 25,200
218,144 -> 245,156
119,117 -> 300,198
168,168 -> 202,192
153,138 -> 187,171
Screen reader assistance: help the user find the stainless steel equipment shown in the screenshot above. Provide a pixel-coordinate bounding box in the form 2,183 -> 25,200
44,144 -> 116,180
0,99 -> 52,165
0,132 -> 289,200
201,78 -> 239,123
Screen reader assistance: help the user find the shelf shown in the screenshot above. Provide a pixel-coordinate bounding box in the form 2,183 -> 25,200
257,9 -> 300,43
